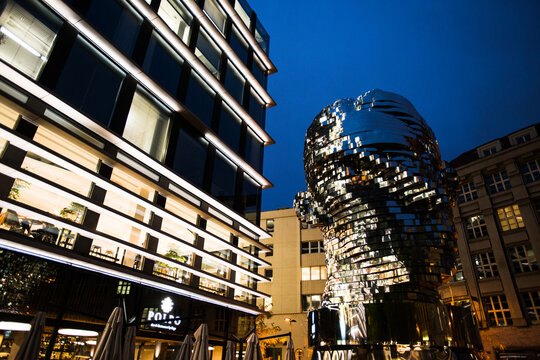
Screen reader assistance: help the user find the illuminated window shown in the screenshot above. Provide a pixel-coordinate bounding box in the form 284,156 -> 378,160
123,87 -> 171,162
522,291 -> 540,324
450,257 -> 464,282
466,215 -> 488,239
473,252 -> 498,279
484,295 -> 512,326
0,0 -> 60,79
117,280 -> 131,295
522,160 -> 540,184
301,266 -> 327,281
458,182 -> 478,203
157,0 -> 192,44
487,171 -> 511,193
508,244 -> 538,273
203,0 -> 226,33
301,294 -> 321,311
497,205 -> 525,231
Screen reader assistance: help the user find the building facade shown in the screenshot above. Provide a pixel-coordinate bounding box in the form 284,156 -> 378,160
0,0 -> 276,358
258,208 -> 326,360
439,124 -> 540,360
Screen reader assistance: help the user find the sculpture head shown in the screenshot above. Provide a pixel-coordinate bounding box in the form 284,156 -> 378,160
295,89 -> 457,306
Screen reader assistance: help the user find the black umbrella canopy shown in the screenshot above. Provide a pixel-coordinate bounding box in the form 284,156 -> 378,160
94,307 -> 124,360
191,324 -> 209,360
14,311 -> 46,360
175,334 -> 194,360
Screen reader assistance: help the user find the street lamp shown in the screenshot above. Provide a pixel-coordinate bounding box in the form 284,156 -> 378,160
284,318 -> 296,332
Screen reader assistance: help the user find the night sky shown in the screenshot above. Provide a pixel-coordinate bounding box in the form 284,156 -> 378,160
255,0 -> 540,211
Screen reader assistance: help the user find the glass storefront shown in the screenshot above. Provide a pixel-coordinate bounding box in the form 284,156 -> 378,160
0,249 -> 254,359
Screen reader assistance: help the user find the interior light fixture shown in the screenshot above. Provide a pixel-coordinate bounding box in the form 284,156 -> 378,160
86,340 -> 97,345
0,26 -> 46,60
58,328 -> 99,337
0,321 -> 31,331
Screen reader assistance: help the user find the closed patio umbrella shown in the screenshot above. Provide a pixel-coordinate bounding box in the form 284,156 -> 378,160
94,307 -> 123,360
175,334 -> 193,360
122,325 -> 136,360
243,333 -> 263,360
224,341 -> 236,360
191,324 -> 209,360
284,338 -> 295,360
14,311 -> 46,360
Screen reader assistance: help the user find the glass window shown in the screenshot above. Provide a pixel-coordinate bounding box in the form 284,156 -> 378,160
245,127 -> 263,172
458,182 -> 477,203
311,267 -> 320,280
522,159 -> 540,183
248,89 -> 265,127
164,197 -> 198,224
33,122 -> 100,172
224,61 -> 245,104
229,26 -> 248,64
199,276 -> 227,296
185,71 -> 216,127
301,240 -> 324,254
301,267 -> 310,281
103,191 -> 151,223
522,291 -> 540,324
254,18 -> 269,54
497,204 -> 525,231
484,295 -> 512,326
218,103 -> 242,152
241,174 -> 260,224
508,244 -> 539,273
487,171 -> 511,193
143,31 -> 184,96
195,30 -> 222,79
85,0 -> 142,56
204,239 -> 231,261
0,101 -> 20,129
302,295 -> 321,311
156,237 -> 193,267
211,150 -> 237,208
0,0 -> 60,79
252,55 -> 267,89
206,219 -> 231,242
110,165 -> 155,201
157,0 -> 192,45
473,252 -> 498,279
55,36 -> 125,127
466,215 -> 488,239
153,260 -> 190,284
233,0 -> 252,29
172,125 -> 208,189
123,87 -> 171,162
203,0 -> 226,33
20,152 -> 93,198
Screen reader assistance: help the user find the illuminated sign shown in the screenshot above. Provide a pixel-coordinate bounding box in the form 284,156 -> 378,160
146,297 -> 181,331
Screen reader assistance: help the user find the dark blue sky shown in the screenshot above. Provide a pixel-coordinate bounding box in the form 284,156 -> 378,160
256,0 -> 540,211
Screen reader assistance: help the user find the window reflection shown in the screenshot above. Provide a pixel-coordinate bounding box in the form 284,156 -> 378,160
195,30 -> 222,79
172,124 -> 209,188
157,0 -> 192,44
123,87 -> 171,162
184,72 -> 216,127
0,0 -> 60,79
245,127 -> 263,172
211,150 -> 237,208
203,0 -> 226,34
55,36 -> 125,127
224,62 -> 245,105
85,0 -> 142,56
143,31 -> 184,96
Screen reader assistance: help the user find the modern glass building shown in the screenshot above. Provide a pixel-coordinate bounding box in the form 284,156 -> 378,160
0,0 -> 276,357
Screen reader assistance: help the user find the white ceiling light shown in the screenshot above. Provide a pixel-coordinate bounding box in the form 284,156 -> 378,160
0,321 -> 31,331
58,329 -> 99,337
